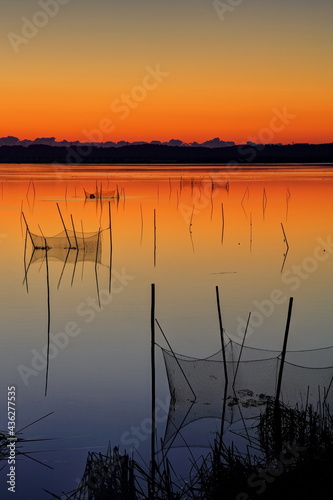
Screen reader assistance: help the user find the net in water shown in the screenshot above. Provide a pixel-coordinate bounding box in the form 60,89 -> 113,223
29,229 -> 103,264
162,339 -> 333,447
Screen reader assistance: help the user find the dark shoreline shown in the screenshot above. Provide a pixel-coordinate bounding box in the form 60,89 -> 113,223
0,143 -> 333,166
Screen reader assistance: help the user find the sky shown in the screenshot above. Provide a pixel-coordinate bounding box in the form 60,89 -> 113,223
1,0 -> 333,144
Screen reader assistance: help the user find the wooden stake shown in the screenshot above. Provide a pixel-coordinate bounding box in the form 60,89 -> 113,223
21,211 -> 35,249
216,286 -> 228,447
56,203 -> 71,248
233,312 -> 251,387
70,214 -> 79,249
44,239 -> 51,397
150,283 -> 156,499
108,202 -> 112,293
23,228 -> 29,293
95,228 -> 101,308
57,249 -> 70,290
281,222 -> 289,250
276,297 -> 294,404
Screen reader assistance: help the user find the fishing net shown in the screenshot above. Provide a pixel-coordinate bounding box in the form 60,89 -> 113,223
162,339 -> 333,447
84,188 -> 117,199
29,229 -> 103,264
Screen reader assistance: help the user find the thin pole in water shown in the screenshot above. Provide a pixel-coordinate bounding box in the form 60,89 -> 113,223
21,211 -> 35,249
70,214 -> 79,249
276,297 -> 294,404
281,222 -> 289,251
150,283 -> 156,499
95,228 -> 101,308
108,202 -> 112,293
56,203 -> 71,249
23,228 -> 29,293
44,238 -> 51,397
233,312 -> 251,388
216,286 -> 228,449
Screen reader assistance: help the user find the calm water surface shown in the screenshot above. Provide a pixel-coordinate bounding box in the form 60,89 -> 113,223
0,164 -> 333,498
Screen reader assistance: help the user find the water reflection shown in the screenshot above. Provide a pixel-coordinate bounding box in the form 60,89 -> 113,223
0,165 -> 333,498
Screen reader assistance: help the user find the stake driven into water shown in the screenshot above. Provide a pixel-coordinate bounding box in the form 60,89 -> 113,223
70,214 -> 79,249
276,297 -> 294,404
150,283 -> 156,499
216,286 -> 228,448
44,238 -> 51,397
56,202 -> 71,249
108,202 -> 112,293
21,211 -> 35,249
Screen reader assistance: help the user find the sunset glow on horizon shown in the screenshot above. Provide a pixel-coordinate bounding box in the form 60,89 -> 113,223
1,0 -> 332,144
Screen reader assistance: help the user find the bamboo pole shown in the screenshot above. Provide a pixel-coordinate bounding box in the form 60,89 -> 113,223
233,312 -> 251,387
216,286 -> 228,448
57,249 -> 70,290
281,222 -> 289,250
44,238 -> 51,397
71,248 -> 79,287
276,297 -> 294,404
56,203 -> 71,248
95,228 -> 101,308
21,211 -> 35,249
70,214 -> 79,249
108,202 -> 112,293
150,283 -> 156,500
23,228 -> 29,293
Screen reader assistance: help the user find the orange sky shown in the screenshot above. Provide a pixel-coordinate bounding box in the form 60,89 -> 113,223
1,0 -> 332,144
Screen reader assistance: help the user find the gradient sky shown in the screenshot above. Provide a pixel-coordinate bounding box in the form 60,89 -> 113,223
1,0 -> 332,143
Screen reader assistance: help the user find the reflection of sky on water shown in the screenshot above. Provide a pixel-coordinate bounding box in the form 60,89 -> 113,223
1,165 -> 333,498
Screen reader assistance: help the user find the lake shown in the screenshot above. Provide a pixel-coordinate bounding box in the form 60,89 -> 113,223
1,164 -> 333,498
